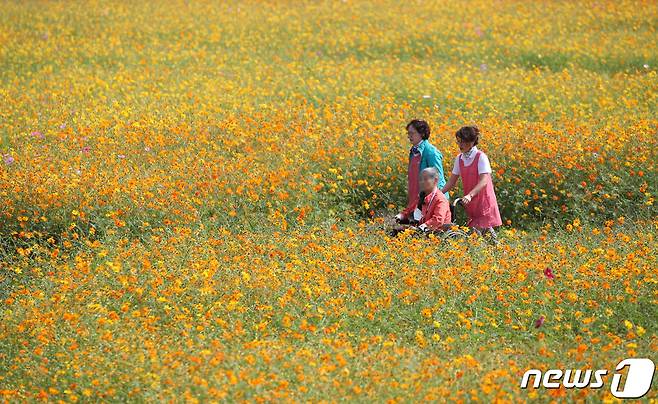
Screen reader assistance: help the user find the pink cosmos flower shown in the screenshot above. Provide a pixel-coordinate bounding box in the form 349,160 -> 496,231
544,267 -> 555,280
534,316 -> 545,328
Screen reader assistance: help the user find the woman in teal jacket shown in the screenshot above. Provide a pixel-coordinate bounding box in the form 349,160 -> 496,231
395,120 -> 448,224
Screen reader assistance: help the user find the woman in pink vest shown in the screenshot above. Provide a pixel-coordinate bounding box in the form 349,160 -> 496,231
395,119 -> 447,225
441,126 -> 502,238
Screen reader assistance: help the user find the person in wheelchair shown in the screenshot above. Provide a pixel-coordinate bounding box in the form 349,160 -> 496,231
391,167 -> 451,236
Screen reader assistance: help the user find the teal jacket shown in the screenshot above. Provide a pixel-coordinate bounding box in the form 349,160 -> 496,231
414,139 -> 449,199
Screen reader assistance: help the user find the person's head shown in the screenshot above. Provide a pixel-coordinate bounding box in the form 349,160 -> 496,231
406,119 -> 430,145
455,126 -> 480,153
419,167 -> 439,194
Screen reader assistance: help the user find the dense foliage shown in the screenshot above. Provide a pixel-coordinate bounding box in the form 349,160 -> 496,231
1,0 -> 656,401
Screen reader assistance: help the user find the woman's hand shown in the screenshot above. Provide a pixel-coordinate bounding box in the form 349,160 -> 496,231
395,213 -> 405,223
462,174 -> 490,205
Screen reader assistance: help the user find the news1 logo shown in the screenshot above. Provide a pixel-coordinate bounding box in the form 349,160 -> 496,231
520,358 -> 655,399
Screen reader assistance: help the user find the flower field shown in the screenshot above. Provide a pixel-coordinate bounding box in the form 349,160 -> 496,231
1,0 -> 656,401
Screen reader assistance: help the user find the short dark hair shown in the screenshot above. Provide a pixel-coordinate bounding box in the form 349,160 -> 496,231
406,119 -> 430,140
455,126 -> 480,146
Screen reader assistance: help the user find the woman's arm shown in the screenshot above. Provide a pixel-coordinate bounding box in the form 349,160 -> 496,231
425,147 -> 442,169
426,149 -> 448,185
462,173 -> 490,204
398,194 -> 419,219
441,173 -> 459,194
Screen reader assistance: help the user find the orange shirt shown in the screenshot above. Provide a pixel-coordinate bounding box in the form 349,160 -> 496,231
419,188 -> 451,230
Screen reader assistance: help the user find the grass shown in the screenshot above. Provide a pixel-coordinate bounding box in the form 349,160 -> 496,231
0,0 -> 656,401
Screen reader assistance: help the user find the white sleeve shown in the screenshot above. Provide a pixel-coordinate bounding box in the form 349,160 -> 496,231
452,155 -> 460,175
478,153 -> 492,174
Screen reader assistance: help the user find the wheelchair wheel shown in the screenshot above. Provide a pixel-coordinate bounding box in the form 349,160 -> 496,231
440,228 -> 470,240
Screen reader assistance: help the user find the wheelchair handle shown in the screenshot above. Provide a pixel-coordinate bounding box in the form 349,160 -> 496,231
452,197 -> 465,208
